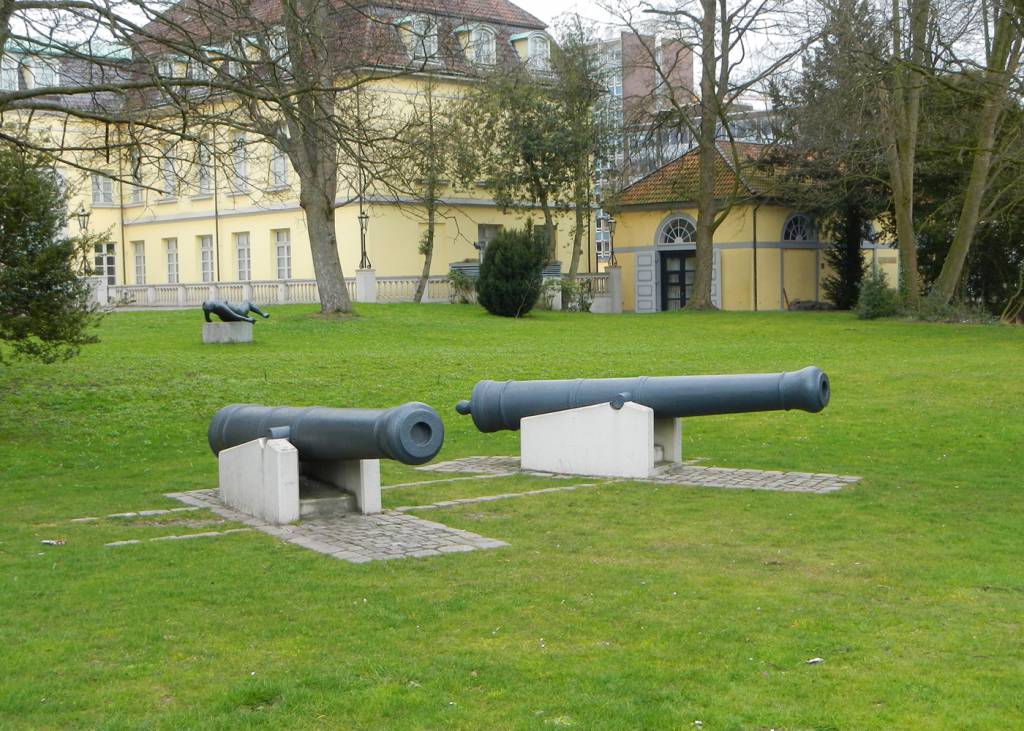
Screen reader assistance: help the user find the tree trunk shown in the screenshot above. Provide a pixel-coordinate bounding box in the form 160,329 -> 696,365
933,18 -> 1022,303
414,199 -> 435,303
567,163 -> 588,278
540,195 -> 556,263
299,179 -> 351,313
689,0 -> 719,309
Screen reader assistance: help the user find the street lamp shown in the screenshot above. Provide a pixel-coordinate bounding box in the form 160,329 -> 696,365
358,208 -> 371,270
607,215 -> 617,267
75,202 -> 91,232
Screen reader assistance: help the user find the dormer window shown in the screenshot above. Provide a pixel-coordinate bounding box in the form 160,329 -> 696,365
156,56 -> 175,78
469,26 -> 496,65
27,56 -> 58,88
527,33 -> 550,71
1,55 -> 21,91
405,15 -> 438,61
267,26 -> 290,71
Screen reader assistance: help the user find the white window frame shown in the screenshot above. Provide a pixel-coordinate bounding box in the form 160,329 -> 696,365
527,34 -> 550,71
199,235 -> 215,283
231,133 -> 247,193
782,213 -> 816,242
132,241 -> 146,284
91,173 -> 114,205
157,56 -> 175,78
658,215 -> 698,247
470,26 -> 496,65
274,229 -> 291,280
27,56 -> 58,88
1,55 -> 20,91
268,26 -> 290,71
160,145 -> 176,199
235,231 -> 251,281
93,242 -> 116,285
407,15 -> 438,60
197,141 -> 213,195
270,145 -> 288,188
165,238 -> 179,284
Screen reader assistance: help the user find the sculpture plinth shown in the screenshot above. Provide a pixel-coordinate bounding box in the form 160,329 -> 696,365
203,321 -> 253,344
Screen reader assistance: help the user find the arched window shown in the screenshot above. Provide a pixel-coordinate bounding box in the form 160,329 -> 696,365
782,213 -> 815,242
470,26 -> 496,65
659,216 -> 697,246
406,15 -> 438,60
527,33 -> 550,70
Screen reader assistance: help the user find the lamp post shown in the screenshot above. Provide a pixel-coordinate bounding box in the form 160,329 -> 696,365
607,215 -> 617,267
358,208 -> 371,270
75,202 -> 91,232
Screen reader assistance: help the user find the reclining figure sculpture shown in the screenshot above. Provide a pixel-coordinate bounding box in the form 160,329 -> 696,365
455,366 -> 830,432
202,299 -> 270,324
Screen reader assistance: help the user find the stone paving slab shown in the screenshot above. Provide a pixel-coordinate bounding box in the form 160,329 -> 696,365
167,489 -> 508,563
421,457 -> 860,494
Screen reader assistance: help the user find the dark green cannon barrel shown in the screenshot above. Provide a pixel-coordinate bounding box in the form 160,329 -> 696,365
208,402 -> 444,465
455,366 -> 830,433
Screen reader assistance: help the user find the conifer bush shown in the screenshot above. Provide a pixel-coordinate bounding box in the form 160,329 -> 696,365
476,222 -> 547,317
855,269 -> 900,319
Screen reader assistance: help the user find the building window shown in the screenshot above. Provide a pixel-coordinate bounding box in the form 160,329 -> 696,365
199,235 -> 215,282
128,148 -> 144,204
782,214 -> 815,242
659,216 -> 697,246
93,242 -> 116,285
274,229 -> 291,279
470,27 -> 496,65
235,232 -> 251,280
231,133 -> 247,193
268,26 -> 290,70
156,56 -> 175,78
595,211 -> 611,260
91,173 -> 113,205
1,55 -> 20,90
407,15 -> 438,60
28,57 -> 58,87
165,238 -> 179,283
527,34 -> 550,71
197,141 -> 212,195
270,145 -> 288,188
160,145 -> 176,199
132,241 -> 146,284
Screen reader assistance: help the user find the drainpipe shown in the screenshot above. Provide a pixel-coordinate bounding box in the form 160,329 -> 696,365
752,203 -> 761,311
213,150 -> 221,281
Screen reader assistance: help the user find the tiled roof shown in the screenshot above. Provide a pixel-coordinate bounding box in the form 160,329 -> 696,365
616,141 -> 776,207
380,0 -> 546,29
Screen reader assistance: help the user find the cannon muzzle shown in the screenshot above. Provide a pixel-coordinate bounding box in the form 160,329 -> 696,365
208,401 -> 444,465
455,366 -> 829,433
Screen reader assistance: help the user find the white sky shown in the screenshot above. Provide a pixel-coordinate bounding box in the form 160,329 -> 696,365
513,0 -> 616,28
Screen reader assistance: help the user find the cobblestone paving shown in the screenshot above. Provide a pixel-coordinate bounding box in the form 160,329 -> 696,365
167,489 -> 508,563
421,457 -> 861,494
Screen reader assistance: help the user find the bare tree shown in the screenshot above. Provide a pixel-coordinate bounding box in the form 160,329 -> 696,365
931,0 -> 1023,302
605,0 -> 808,309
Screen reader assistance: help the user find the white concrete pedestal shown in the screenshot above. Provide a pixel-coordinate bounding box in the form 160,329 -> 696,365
520,402 -> 682,479
355,268 -> 377,304
219,438 -> 299,524
218,438 -> 381,524
203,321 -> 253,344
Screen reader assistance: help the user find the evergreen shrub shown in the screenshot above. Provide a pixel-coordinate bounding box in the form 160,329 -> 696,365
476,222 -> 547,317
855,269 -> 900,319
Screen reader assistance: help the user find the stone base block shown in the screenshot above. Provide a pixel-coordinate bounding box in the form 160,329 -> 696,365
303,458 -> 382,515
520,402 -> 682,479
203,321 -> 253,344
219,437 -> 299,524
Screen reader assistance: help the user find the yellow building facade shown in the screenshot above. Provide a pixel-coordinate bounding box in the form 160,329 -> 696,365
612,145 -> 899,312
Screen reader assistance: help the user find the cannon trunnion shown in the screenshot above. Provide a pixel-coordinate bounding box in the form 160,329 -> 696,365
455,366 -> 830,433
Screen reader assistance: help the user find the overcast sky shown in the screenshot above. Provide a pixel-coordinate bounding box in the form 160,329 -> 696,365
513,0 -> 617,28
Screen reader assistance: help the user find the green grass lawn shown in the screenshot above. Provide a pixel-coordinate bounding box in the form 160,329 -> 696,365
1,304 -> 1022,730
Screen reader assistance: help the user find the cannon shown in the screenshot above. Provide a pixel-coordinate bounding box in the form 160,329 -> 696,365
455,366 -> 830,433
208,401 -> 444,465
